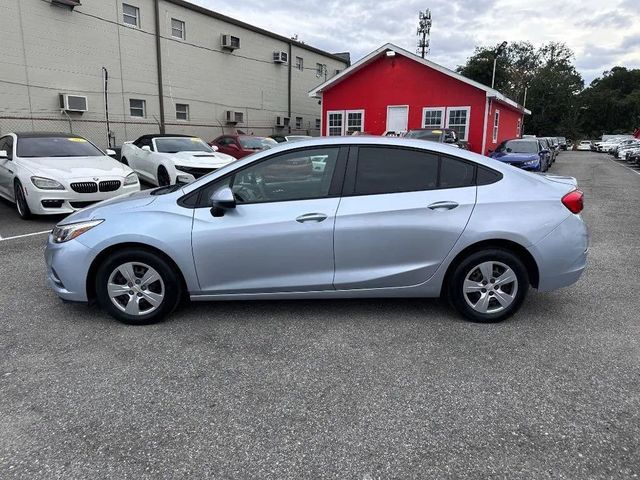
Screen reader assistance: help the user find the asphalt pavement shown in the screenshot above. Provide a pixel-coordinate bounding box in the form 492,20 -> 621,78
1,152 -> 639,479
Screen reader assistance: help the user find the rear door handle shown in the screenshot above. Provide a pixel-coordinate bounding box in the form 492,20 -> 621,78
428,201 -> 459,211
296,213 -> 328,223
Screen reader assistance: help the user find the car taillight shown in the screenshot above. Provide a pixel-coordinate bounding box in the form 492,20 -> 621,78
562,190 -> 584,214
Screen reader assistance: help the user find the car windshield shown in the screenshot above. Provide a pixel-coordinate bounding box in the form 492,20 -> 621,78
404,130 -> 442,141
154,137 -> 213,153
498,140 -> 539,154
239,136 -> 277,150
17,136 -> 104,158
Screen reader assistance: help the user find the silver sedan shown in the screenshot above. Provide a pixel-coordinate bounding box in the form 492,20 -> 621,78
45,136 -> 588,325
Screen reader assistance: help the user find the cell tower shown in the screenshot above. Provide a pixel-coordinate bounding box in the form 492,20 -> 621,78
416,9 -> 432,58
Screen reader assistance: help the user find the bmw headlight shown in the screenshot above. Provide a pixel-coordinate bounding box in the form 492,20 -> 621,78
124,172 -> 139,186
52,219 -> 104,243
31,176 -> 64,190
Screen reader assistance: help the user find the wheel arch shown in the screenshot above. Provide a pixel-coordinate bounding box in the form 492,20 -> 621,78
440,239 -> 540,297
86,242 -> 189,304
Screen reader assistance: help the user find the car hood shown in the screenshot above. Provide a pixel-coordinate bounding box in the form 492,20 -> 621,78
59,188 -> 160,225
168,151 -> 236,168
490,152 -> 539,163
18,156 -> 129,179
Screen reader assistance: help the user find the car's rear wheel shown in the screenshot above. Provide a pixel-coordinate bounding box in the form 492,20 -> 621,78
448,249 -> 529,323
14,181 -> 32,220
157,166 -> 170,186
95,249 -> 182,325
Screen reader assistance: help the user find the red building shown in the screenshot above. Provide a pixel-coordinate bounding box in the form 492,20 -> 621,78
309,43 -> 530,155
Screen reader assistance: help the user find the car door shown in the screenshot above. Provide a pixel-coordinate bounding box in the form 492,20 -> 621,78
190,146 -> 347,294
333,146 -> 477,290
0,136 -> 15,198
135,137 -> 155,180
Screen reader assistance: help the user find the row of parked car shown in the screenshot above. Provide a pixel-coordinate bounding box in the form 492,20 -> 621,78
487,136 -> 564,172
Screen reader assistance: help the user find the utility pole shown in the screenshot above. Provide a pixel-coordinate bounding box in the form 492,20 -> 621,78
491,41 -> 508,89
416,9 -> 432,59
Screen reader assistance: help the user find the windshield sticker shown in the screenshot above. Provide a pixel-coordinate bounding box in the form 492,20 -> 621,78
68,138 -> 87,142
431,130 -> 442,134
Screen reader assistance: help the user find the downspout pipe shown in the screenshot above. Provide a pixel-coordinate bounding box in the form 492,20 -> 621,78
154,0 -> 166,134
287,42 -> 292,133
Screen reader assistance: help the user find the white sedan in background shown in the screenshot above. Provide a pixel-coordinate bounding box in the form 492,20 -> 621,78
0,132 -> 139,219
120,135 -> 236,186
576,140 -> 592,151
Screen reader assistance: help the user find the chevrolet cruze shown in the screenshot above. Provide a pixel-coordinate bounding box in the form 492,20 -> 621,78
45,137 -> 588,325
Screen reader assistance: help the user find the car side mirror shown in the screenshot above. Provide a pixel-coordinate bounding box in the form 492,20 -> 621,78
0,149 -> 7,159
210,186 -> 236,217
106,149 -> 116,157
142,146 -> 152,152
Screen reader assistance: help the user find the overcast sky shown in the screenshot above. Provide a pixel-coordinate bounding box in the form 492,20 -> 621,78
194,0 -> 639,86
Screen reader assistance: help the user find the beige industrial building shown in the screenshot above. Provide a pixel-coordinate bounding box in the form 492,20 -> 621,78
0,0 -> 350,148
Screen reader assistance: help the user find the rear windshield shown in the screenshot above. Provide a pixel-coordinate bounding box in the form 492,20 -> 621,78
155,137 -> 212,153
497,140 -> 539,154
239,136 -> 277,150
17,137 -> 103,158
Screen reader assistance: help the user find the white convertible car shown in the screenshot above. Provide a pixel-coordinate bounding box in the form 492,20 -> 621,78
120,135 -> 236,186
0,132 -> 140,219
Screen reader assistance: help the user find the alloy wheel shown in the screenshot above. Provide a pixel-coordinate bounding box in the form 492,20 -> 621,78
107,262 -> 165,316
463,261 -> 518,314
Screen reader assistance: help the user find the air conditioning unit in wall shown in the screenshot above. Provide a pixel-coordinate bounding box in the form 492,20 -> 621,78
276,116 -> 290,127
59,94 -> 88,113
273,51 -> 288,64
221,35 -> 240,50
225,110 -> 244,124
50,0 -> 81,9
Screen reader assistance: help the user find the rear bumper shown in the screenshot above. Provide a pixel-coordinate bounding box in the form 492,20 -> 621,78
528,214 -> 589,292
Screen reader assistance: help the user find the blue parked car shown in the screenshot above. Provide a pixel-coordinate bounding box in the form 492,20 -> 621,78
489,138 -> 551,172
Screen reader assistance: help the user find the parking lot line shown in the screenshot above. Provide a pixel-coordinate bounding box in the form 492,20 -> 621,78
0,230 -> 51,242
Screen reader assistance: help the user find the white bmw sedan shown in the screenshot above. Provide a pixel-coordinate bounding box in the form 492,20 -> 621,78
120,135 -> 236,186
0,132 -> 140,219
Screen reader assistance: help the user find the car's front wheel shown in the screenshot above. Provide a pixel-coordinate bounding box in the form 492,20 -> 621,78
448,249 -> 529,323
95,249 -> 182,325
14,180 -> 32,220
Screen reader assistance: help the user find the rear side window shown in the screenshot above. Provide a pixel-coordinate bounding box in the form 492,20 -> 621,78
355,147 -> 439,195
440,157 -> 475,188
477,167 -> 503,186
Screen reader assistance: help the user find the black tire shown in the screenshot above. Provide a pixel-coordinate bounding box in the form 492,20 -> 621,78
157,166 -> 171,186
14,180 -> 32,220
447,249 -> 529,323
95,248 -> 182,325
121,157 -> 129,166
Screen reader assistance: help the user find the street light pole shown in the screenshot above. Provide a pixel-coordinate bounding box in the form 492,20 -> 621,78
491,41 -> 508,90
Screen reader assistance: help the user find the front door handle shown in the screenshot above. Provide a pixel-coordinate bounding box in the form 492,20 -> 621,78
296,213 -> 328,223
428,201 -> 459,211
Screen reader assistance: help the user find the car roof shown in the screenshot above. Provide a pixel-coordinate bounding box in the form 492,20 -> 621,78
134,134 -> 194,142
11,132 -> 86,139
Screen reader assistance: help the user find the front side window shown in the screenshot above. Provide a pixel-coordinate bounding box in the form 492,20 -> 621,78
17,136 -> 103,158
176,103 -> 189,121
447,107 -> 470,141
423,108 -> 445,128
355,147 -> 439,195
295,56 -> 304,71
346,110 -> 364,134
122,3 -> 139,27
327,112 -> 343,136
202,147 -> 339,204
238,136 -> 277,150
130,99 -> 146,117
171,18 -> 185,39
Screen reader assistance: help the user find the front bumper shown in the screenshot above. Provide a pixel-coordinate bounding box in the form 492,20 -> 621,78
24,182 -> 140,215
44,235 -> 95,302
528,214 -> 589,292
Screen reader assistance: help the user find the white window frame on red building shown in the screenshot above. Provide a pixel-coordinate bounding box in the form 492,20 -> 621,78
445,106 -> 471,141
326,109 -> 365,135
422,107 -> 445,128
492,109 -> 500,143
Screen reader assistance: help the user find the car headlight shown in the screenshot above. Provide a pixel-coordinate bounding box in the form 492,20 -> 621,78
31,176 -> 64,190
124,172 -> 138,186
523,159 -> 539,166
52,219 -> 104,243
